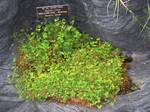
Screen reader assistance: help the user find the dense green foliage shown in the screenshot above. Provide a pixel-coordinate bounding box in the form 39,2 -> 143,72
11,19 -> 125,107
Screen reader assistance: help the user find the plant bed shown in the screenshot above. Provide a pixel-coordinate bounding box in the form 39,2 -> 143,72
10,19 -> 136,109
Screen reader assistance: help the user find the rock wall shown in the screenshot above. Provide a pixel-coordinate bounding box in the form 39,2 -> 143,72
68,0 -> 150,52
0,0 -> 18,64
0,0 -> 150,64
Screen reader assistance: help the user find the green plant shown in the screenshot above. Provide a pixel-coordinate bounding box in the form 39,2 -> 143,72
10,19 -> 125,108
141,2 -> 150,32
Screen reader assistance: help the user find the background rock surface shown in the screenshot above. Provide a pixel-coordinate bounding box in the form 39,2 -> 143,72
0,0 -> 18,64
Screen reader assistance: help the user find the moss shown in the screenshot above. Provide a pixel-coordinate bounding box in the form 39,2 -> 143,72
10,19 -> 125,108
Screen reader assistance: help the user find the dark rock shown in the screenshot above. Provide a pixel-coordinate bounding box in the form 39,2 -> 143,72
0,101 -> 21,112
0,0 -> 17,65
8,102 -> 39,112
66,0 -> 150,53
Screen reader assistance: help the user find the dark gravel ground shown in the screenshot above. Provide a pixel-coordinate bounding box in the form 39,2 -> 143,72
0,48 -> 150,112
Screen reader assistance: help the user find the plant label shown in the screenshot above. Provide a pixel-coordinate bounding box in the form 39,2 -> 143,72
36,4 -> 69,19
